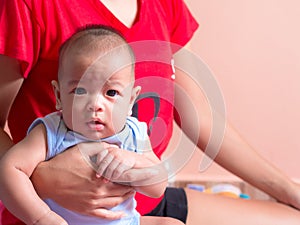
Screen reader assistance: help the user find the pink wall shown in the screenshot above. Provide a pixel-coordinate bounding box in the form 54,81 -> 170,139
174,0 -> 300,179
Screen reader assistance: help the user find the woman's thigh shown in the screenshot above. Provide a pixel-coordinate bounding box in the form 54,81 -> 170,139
185,188 -> 300,225
140,216 -> 184,225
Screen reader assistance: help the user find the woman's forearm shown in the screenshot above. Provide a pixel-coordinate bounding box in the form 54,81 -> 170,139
174,66 -> 297,206
213,122 -> 295,204
0,129 -> 14,159
0,55 -> 24,158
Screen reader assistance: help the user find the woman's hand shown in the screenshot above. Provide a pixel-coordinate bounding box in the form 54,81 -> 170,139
31,142 -> 134,220
283,181 -> 300,211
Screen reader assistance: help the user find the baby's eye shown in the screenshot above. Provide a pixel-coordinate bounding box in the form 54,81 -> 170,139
106,89 -> 119,97
73,87 -> 87,95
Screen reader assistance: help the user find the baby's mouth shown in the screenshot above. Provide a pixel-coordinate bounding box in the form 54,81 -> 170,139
87,120 -> 105,130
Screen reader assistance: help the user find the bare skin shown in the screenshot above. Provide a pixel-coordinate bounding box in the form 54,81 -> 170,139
1,54 -> 300,224
100,0 -> 138,28
1,0 -> 300,224
185,188 -> 300,225
172,58 -> 300,224
0,56 -> 23,153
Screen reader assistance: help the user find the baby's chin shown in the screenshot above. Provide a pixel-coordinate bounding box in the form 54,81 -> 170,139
83,130 -> 115,140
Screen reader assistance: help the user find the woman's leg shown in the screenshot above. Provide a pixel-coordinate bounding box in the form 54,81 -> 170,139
185,188 -> 300,225
141,216 -> 184,225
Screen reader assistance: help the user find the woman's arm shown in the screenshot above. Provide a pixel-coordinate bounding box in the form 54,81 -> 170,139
0,124 -> 67,225
173,51 -> 300,210
0,55 -> 23,157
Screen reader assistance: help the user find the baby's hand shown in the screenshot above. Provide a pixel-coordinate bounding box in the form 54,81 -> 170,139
34,210 -> 68,225
95,146 -> 136,182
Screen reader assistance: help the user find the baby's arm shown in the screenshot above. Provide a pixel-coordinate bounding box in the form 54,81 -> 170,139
95,139 -> 167,198
130,140 -> 168,198
0,124 -> 67,225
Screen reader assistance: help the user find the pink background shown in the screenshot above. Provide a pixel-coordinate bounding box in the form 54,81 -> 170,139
169,0 -> 300,180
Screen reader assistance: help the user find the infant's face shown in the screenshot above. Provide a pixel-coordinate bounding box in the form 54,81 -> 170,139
58,52 -> 137,140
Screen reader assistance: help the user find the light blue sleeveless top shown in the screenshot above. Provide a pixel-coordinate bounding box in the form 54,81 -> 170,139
28,112 -> 150,225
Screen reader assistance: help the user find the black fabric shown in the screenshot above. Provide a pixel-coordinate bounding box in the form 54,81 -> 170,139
145,187 -> 188,223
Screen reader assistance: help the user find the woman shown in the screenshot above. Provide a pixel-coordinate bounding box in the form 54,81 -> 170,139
0,0 -> 300,224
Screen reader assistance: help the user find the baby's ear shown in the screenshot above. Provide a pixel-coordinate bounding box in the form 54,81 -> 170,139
128,86 -> 141,116
51,80 -> 62,110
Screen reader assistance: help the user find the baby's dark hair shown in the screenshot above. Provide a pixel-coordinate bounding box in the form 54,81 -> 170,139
58,25 -> 135,79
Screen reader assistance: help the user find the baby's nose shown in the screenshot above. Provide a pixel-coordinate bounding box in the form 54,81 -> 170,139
89,95 -> 104,112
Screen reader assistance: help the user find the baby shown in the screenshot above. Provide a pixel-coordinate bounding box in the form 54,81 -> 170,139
0,25 -> 182,225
